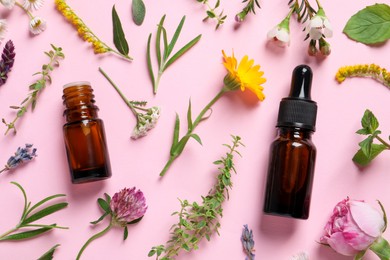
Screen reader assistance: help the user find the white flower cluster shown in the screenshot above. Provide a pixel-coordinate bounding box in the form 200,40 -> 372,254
0,0 -> 46,37
131,106 -> 161,139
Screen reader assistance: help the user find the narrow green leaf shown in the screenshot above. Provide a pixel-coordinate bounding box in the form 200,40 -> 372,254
167,16 -> 186,58
187,99 -> 193,131
26,194 -> 66,216
132,0 -> 146,26
127,216 -> 144,225
11,182 -> 28,221
161,26 -> 169,60
0,226 -> 55,241
343,4 -> 390,44
104,193 -> 111,204
356,128 -> 370,135
164,34 -> 202,71
123,226 -> 129,240
156,15 -> 166,67
378,200 -> 388,232
170,113 -> 180,154
197,220 -> 206,229
90,212 -> 109,225
98,198 -> 111,213
182,243 -> 190,251
190,134 -> 202,145
147,33 -> 155,91
112,5 -> 129,56
353,144 -> 387,166
23,203 -> 68,225
37,244 -> 60,260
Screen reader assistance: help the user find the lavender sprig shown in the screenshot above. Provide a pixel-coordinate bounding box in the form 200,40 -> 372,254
0,144 -> 37,174
241,224 -> 255,260
0,39 -> 15,87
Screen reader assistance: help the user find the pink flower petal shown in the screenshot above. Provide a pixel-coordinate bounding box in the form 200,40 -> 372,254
349,200 -> 385,238
327,232 -> 361,256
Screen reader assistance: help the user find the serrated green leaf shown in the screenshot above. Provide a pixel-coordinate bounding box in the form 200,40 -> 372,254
343,4 -> 390,44
356,128 -> 370,135
112,5 -> 130,57
167,16 -> 186,58
359,136 -> 374,157
98,198 -> 111,213
23,203 -> 68,225
132,0 -> 146,26
0,226 -> 55,241
361,109 -> 379,133
164,34 -> 201,71
353,144 -> 387,166
190,134 -> 202,145
37,244 -> 60,260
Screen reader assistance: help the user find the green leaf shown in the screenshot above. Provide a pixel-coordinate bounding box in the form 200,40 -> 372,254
132,0 -> 146,26
37,244 -> 60,260
343,4 -> 390,44
182,243 -> 190,251
90,212 -> 109,225
123,226 -> 129,240
164,34 -> 201,71
353,144 -> 387,166
146,33 -> 155,90
187,99 -> 193,131
0,226 -> 55,241
356,128 -> 370,135
23,203 -> 68,225
98,198 -> 111,213
167,16 -> 186,58
170,113 -> 180,155
190,134 -> 202,145
361,109 -> 379,133
11,182 -> 28,221
156,15 -> 166,67
148,250 -> 156,257
112,5 -> 129,56
26,194 -> 66,216
197,220 -> 206,229
359,136 -> 374,157
128,216 -> 144,225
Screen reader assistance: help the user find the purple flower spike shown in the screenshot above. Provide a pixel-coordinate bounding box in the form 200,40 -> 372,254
241,224 -> 255,260
1,144 -> 37,173
110,187 -> 147,226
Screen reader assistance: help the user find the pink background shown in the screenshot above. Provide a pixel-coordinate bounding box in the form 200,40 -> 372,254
1,0 -> 390,259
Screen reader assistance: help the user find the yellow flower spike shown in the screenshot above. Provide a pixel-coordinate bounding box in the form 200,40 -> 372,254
335,64 -> 390,88
222,50 -> 266,101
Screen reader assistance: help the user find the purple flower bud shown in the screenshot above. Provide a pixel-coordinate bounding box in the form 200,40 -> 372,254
110,187 -> 147,226
0,144 -> 37,173
241,224 -> 255,260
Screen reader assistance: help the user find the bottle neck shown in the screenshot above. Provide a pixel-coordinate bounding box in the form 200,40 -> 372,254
278,127 -> 313,140
62,83 -> 99,122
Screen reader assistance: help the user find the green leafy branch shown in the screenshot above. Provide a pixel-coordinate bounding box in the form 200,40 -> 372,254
147,15 -> 201,94
0,182 -> 68,241
288,0 -> 317,24
235,0 -> 261,22
2,44 -> 64,135
353,109 -> 390,166
149,135 -> 243,260
196,0 -> 226,29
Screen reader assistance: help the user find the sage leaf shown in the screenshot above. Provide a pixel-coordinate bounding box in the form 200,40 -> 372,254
343,4 -> 390,44
37,244 -> 60,260
132,0 -> 146,26
353,144 -> 387,166
0,226 -> 55,241
112,5 -> 130,56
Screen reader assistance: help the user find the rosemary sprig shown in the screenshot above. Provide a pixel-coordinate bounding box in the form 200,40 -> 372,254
0,182 -> 68,242
2,44 -> 64,135
147,15 -> 201,94
149,136 -> 244,260
196,0 -> 226,29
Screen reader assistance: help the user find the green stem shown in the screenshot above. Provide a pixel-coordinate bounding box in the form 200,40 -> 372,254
0,226 -> 19,240
98,67 -> 138,117
159,155 -> 177,177
76,222 -> 113,260
370,236 -> 390,260
192,88 -> 226,127
153,70 -> 163,95
375,135 -> 390,149
15,2 -> 34,19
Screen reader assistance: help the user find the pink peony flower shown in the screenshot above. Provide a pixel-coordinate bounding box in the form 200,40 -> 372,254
320,197 -> 386,256
110,187 -> 147,226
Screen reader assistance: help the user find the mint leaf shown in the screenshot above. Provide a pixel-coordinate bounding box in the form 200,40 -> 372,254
361,109 -> 379,134
343,4 -> 390,44
353,144 -> 387,166
132,0 -> 146,26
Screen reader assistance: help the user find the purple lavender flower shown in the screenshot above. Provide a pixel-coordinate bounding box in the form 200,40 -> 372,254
0,39 -> 15,86
241,224 -> 255,260
0,144 -> 37,173
110,187 -> 147,226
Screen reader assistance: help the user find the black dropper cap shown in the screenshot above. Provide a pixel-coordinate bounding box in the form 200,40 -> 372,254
276,65 -> 317,131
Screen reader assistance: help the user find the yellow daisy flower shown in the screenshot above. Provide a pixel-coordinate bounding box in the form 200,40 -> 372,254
222,50 -> 266,101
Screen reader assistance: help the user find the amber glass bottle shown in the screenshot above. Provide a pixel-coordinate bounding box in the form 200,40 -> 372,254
62,82 -> 112,184
263,65 -> 317,219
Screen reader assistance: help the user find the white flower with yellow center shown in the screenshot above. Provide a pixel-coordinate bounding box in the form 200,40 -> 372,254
29,16 -> 47,35
0,0 -> 15,9
22,0 -> 44,11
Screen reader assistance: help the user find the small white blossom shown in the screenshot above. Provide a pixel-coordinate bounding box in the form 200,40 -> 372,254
291,251 -> 309,260
29,16 -> 47,35
267,16 -> 291,47
0,20 -> 8,41
306,8 -> 333,40
22,0 -> 44,11
0,0 -> 15,9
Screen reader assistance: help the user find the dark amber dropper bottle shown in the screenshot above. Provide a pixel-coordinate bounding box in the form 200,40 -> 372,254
263,65 -> 317,219
62,82 -> 112,184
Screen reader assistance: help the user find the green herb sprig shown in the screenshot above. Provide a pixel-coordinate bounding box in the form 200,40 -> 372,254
235,0 -> 260,22
196,0 -> 226,29
0,182 -> 68,241
2,44 -> 64,135
149,135 -> 243,260
288,0 -> 317,24
147,15 -> 201,94
344,4 -> 390,45
353,109 -> 390,166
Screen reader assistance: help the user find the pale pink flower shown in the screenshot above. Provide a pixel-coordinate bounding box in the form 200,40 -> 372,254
306,8 -> 333,41
22,0 -> 44,11
29,16 -> 47,35
110,187 -> 147,226
320,197 -> 385,256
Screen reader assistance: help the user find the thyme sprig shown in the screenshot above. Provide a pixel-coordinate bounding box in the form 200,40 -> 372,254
235,0 -> 261,22
0,182 -> 68,242
196,0 -> 226,29
149,135 -> 243,260
2,44 -> 64,135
